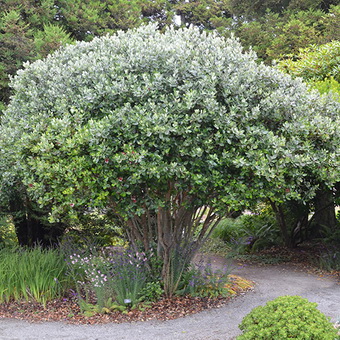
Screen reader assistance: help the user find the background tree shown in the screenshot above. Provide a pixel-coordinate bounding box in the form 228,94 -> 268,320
227,0 -> 338,19
0,1 -> 73,111
277,41 -> 340,237
1,0 -> 339,110
0,0 -> 58,29
56,0 -> 146,41
0,10 -> 34,112
234,5 -> 340,63
2,25 -> 339,289
278,40 -> 340,90
227,0 -> 291,18
32,23 -> 74,60
173,0 -> 232,32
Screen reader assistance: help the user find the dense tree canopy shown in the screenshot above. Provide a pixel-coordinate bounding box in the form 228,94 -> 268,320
174,0 -> 232,30
227,0 -> 338,19
0,0 -> 173,109
234,5 -> 340,62
1,25 -> 339,287
1,0 -> 339,110
278,41 -> 340,95
277,40 -> 340,236
0,5 -> 74,111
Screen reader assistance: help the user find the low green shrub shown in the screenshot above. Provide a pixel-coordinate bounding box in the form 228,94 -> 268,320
316,249 -> 340,271
211,209 -> 281,257
177,261 -> 232,298
78,297 -> 127,317
237,295 -> 339,340
312,77 -> 340,96
139,281 -> 164,302
313,222 -> 340,271
200,238 -> 231,255
211,218 -> 245,243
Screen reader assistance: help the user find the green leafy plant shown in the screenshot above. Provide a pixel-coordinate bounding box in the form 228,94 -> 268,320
178,261 -> 232,298
0,246 -> 69,306
212,209 -> 282,257
200,237 -> 231,256
312,222 -> 340,271
78,297 -> 127,317
139,281 -> 164,302
61,210 -> 127,248
312,77 -> 340,97
66,246 -> 150,312
211,218 -> 245,243
211,218 -> 254,257
109,249 -> 148,306
278,41 -> 340,84
240,212 -> 282,251
0,215 -> 17,248
237,295 -> 339,339
316,249 -> 340,272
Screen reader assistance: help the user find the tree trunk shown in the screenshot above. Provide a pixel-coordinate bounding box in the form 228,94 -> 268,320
126,193 -> 224,295
269,199 -> 311,248
270,201 -> 293,248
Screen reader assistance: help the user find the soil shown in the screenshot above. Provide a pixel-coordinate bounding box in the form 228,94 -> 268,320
0,247 -> 339,340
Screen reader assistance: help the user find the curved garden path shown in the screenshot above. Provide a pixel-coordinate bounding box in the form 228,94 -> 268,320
0,255 -> 339,340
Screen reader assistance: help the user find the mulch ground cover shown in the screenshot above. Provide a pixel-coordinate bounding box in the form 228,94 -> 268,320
0,275 -> 254,324
1,245 -> 339,324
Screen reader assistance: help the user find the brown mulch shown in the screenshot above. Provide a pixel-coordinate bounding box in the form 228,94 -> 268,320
0,275 -> 254,324
1,245 -> 338,325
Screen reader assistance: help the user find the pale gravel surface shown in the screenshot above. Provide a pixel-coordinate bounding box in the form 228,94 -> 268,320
0,255 -> 339,340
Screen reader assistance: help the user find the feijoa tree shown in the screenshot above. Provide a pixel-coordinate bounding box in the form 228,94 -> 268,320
1,25 -> 339,293
277,41 -> 340,238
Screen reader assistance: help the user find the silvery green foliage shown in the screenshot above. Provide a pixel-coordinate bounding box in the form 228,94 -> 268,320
1,24 -> 339,219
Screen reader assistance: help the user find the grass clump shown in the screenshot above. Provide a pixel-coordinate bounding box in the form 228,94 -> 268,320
237,295 -> 339,340
0,246 -> 69,306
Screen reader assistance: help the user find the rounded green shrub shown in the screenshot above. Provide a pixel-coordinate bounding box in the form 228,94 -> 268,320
237,295 -> 339,340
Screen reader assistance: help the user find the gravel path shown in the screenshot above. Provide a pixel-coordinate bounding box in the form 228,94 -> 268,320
0,256 -> 339,340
